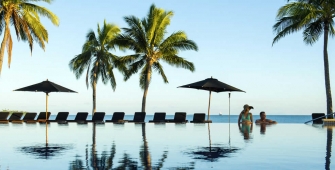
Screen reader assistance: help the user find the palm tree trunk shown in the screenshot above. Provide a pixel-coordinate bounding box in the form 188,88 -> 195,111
92,82 -> 97,114
92,61 -> 99,115
141,67 -> 151,112
0,24 -> 9,75
323,25 -> 333,118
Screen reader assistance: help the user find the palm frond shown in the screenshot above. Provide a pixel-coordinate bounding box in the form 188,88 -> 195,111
329,24 -> 335,37
125,56 -> 146,80
123,16 -> 147,52
20,2 -> 59,26
0,11 -> 5,34
114,34 -> 143,53
161,55 -> 195,72
5,30 -> 12,68
151,9 -> 173,46
159,31 -> 198,54
109,53 -> 127,76
22,11 -> 48,49
303,19 -> 323,44
273,16 -> 304,45
69,50 -> 92,79
106,63 -> 117,91
273,1 -> 327,45
152,62 -> 168,83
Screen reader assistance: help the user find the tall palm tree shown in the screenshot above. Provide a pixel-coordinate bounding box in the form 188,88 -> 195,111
69,20 -> 125,114
0,0 -> 59,74
116,4 -> 198,112
273,0 -> 334,118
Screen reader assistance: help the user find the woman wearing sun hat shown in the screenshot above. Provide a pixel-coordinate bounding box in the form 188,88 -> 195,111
238,104 -> 254,124
238,104 -> 254,139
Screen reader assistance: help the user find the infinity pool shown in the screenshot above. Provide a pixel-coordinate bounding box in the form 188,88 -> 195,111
0,123 -> 333,169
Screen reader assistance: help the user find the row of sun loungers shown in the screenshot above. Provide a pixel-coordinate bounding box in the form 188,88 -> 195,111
0,112 -> 213,124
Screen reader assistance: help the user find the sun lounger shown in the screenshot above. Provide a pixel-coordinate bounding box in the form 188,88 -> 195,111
87,112 -> 105,123
48,112 -> 69,123
106,112 -> 126,123
35,112 -> 51,123
67,112 -> 88,123
149,112 -> 166,123
128,112 -> 146,123
312,113 -> 325,124
166,112 -> 188,123
8,112 -> 23,123
190,113 -> 212,123
0,112 -> 10,123
23,112 -> 38,123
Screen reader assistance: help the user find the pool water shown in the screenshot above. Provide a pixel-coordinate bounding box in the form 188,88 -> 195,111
0,123 -> 333,170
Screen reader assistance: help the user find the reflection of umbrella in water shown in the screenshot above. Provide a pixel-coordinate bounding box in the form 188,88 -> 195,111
178,77 -> 245,121
14,79 -> 77,144
18,143 -> 72,159
188,123 -> 240,162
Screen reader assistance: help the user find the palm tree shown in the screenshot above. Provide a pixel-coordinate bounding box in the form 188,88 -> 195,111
273,0 -> 334,118
0,0 -> 59,74
116,4 -> 198,112
69,20 -> 125,114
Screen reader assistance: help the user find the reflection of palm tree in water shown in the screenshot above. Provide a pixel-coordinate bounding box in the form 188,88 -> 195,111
90,123 -> 117,170
71,123 -> 195,169
325,127 -> 333,170
140,123 -> 152,169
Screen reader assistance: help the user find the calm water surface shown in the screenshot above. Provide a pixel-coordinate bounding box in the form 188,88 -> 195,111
0,122 -> 333,170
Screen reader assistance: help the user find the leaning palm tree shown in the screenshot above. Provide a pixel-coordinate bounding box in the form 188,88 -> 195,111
69,20 -> 125,114
116,4 -> 198,112
273,0 -> 334,118
0,0 -> 59,74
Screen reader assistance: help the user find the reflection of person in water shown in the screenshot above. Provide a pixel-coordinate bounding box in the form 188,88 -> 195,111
238,123 -> 252,140
260,123 -> 266,134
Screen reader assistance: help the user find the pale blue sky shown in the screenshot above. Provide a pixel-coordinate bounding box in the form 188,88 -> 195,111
0,0 -> 333,115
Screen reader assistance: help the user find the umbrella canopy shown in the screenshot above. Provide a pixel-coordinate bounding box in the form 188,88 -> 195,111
178,77 -> 245,120
14,79 -> 77,144
178,77 -> 245,92
14,79 -> 77,93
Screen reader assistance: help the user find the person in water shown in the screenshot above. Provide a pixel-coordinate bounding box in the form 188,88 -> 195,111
255,111 -> 277,124
239,122 -> 253,140
238,104 -> 254,124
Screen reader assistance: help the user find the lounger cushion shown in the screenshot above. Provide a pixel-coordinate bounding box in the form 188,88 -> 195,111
8,113 -> 23,121
0,112 -> 9,120
23,113 -> 37,121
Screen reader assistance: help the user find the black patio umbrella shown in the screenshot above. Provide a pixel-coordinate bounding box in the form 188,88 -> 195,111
14,79 -> 77,144
178,77 -> 245,120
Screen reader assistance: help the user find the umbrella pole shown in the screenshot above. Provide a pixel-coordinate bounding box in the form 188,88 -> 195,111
208,123 -> 211,152
207,91 -> 212,121
46,93 -> 48,145
229,93 -> 231,147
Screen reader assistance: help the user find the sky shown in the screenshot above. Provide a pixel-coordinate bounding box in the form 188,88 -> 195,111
0,0 -> 334,115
